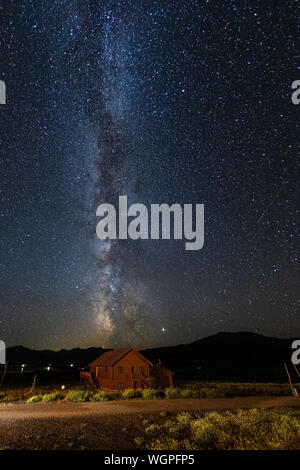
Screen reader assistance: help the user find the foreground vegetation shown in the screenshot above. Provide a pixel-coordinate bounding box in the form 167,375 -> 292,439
0,381 -> 298,404
135,408 -> 300,450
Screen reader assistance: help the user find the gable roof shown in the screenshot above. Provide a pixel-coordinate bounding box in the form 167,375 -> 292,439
89,347 -> 153,367
151,363 -> 174,375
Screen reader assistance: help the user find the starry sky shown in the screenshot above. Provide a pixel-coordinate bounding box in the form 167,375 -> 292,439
0,0 -> 299,350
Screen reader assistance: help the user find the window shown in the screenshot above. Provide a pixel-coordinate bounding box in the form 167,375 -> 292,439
118,366 -> 124,374
139,366 -> 144,374
118,382 -> 124,390
105,366 -> 108,373
131,366 -> 135,373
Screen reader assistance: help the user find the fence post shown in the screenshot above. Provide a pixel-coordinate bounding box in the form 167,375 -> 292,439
0,362 -> 8,388
284,362 -> 298,397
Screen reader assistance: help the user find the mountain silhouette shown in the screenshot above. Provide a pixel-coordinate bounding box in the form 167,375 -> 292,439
4,331 -> 297,381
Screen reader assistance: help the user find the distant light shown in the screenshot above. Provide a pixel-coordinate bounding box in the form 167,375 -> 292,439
61,385 -> 65,390
162,328 -> 165,332
70,363 -> 74,367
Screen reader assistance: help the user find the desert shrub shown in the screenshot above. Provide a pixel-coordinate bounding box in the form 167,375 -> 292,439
147,437 -> 198,450
122,388 -> 141,399
66,389 -> 91,402
162,413 -> 193,437
198,387 -> 223,398
0,388 -> 28,402
177,412 -> 193,427
42,392 -> 64,402
145,424 -> 160,436
142,388 -> 164,400
135,408 -> 300,450
27,395 -> 43,403
92,391 -> 114,401
180,388 -> 198,398
2,393 -> 23,402
165,387 -> 179,399
190,415 -> 219,447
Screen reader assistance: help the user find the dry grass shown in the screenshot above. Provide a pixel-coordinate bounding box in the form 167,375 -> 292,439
175,381 -> 300,398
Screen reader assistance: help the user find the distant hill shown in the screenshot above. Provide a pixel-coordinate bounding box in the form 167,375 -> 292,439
5,332 -> 298,381
142,331 -> 295,362
6,345 -> 107,366
142,332 -> 297,381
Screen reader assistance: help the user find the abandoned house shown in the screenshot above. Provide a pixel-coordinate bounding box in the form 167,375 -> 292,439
80,347 -> 173,390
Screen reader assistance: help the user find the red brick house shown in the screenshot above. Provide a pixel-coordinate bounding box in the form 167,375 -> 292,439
80,347 -> 173,390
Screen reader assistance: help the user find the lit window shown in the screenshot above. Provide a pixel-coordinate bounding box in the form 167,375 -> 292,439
118,366 -> 124,374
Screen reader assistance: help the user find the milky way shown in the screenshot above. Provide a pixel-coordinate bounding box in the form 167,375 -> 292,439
0,1 -> 299,349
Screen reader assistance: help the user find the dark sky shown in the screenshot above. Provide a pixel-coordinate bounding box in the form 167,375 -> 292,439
0,0 -> 299,350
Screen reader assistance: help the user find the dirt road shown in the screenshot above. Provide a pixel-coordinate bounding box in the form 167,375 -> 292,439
0,397 -> 299,450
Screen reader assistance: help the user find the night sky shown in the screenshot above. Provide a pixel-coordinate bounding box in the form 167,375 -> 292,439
0,1 -> 299,350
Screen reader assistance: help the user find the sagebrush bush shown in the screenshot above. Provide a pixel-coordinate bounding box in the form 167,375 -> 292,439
0,388 -> 27,402
27,394 -> 43,403
176,412 -> 193,427
66,389 -> 91,402
180,388 -> 198,398
92,391 -> 114,401
165,387 -> 179,399
162,413 -> 192,437
122,388 -> 141,399
198,387 -> 223,398
145,424 -> 160,436
147,437 -> 198,450
142,388 -> 164,400
42,392 -> 64,402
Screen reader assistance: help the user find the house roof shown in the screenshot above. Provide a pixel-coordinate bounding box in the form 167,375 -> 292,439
89,347 -> 153,367
151,363 -> 174,374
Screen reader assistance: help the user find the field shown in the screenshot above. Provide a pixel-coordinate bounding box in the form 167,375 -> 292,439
0,380 -> 299,403
0,397 -> 300,450
0,382 -> 299,450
